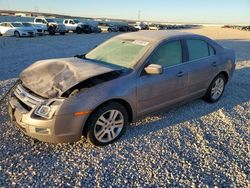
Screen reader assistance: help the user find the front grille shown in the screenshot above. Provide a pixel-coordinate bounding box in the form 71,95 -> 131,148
37,29 -> 42,32
14,84 -> 45,109
28,32 -> 34,35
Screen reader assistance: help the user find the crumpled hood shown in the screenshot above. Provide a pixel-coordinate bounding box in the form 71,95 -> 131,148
20,57 -> 118,98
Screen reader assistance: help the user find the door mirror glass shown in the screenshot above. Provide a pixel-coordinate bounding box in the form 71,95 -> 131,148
144,64 -> 163,75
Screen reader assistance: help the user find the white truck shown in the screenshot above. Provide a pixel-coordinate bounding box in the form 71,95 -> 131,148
63,19 -> 92,34
34,17 -> 66,35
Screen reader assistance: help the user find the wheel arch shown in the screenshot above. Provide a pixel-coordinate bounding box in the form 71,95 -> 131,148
91,98 -> 133,122
217,71 -> 229,83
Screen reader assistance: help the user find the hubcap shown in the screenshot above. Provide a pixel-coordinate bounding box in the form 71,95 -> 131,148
211,77 -> 224,100
94,110 -> 124,143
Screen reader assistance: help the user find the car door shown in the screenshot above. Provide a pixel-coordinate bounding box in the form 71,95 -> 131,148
6,23 -> 16,35
0,23 -> 5,34
137,40 -> 188,116
69,20 -> 76,30
184,39 -> 218,95
0,23 -> 9,35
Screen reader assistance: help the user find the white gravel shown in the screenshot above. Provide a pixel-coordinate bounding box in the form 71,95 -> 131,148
0,27 -> 249,187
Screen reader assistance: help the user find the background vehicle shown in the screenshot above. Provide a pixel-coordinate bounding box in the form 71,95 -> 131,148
133,24 -> 142,30
34,17 -> 66,35
148,24 -> 159,30
0,22 -> 35,37
98,22 -> 119,32
8,31 -> 235,146
22,22 -> 45,36
90,25 -> 102,33
63,19 -> 92,33
118,25 -> 129,32
128,25 -> 139,32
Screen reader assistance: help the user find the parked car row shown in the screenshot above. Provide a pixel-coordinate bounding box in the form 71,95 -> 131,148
0,17 -> 140,37
222,25 -> 250,31
148,24 -> 197,30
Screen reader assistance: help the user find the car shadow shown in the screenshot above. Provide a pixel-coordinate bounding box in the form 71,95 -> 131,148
123,65 -> 250,142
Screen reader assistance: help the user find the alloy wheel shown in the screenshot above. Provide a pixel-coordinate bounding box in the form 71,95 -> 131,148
94,110 -> 124,143
211,77 -> 224,100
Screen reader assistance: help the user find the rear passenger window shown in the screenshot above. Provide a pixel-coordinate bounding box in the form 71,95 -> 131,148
150,40 -> 182,67
187,39 -> 209,61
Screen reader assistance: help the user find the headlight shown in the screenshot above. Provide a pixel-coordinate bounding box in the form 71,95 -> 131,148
34,105 -> 51,118
34,98 -> 64,119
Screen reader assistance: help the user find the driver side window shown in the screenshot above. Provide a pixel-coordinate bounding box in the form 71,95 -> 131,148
150,40 -> 182,68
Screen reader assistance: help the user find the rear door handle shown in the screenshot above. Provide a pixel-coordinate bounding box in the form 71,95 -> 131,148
212,62 -> 217,67
177,71 -> 184,77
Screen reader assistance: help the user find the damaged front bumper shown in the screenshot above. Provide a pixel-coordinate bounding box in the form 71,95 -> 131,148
8,84 -> 87,143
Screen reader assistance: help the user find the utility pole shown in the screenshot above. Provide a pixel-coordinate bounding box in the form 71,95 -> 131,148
138,10 -> 141,21
34,6 -> 39,13
7,0 -> 11,10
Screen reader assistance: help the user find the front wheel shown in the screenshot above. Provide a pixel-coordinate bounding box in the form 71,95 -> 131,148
204,74 -> 226,103
86,102 -> 128,146
60,32 -> 65,35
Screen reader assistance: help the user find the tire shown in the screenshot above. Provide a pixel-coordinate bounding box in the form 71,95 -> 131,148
108,28 -> 112,32
76,27 -> 82,34
204,74 -> 226,103
86,102 -> 128,146
48,27 -> 55,35
14,31 -> 20,37
60,32 -> 65,35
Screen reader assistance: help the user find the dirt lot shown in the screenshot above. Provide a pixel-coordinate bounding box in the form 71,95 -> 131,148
0,27 -> 249,187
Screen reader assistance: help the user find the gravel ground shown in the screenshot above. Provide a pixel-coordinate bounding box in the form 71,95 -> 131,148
0,27 -> 249,187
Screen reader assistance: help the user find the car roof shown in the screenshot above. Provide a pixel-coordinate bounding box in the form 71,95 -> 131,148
115,30 -> 202,43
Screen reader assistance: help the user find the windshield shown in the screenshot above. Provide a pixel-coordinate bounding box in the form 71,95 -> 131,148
86,39 -> 150,68
11,23 -> 23,27
73,20 -> 80,23
46,18 -> 56,23
22,23 -> 32,27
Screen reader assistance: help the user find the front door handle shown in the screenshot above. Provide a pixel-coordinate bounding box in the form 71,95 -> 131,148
177,71 -> 184,77
212,62 -> 217,67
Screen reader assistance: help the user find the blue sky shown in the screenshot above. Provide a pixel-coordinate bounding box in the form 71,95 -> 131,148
0,0 -> 249,24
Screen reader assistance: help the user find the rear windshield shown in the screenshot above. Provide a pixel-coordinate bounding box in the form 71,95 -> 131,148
86,39 -> 150,68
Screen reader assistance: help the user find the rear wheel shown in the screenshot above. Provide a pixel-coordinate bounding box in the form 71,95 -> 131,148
86,102 -> 128,146
14,31 -> 20,37
60,32 -> 65,35
108,28 -> 112,32
204,74 -> 226,103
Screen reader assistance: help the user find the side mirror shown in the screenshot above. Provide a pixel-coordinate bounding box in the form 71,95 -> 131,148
144,64 -> 163,75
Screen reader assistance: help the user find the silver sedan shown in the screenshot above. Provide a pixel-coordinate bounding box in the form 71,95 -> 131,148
8,31 -> 236,146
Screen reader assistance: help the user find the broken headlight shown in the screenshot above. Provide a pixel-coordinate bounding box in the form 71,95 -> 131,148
34,98 -> 64,119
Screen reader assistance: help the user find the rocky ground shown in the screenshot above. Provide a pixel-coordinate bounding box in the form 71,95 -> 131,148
0,27 -> 249,187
